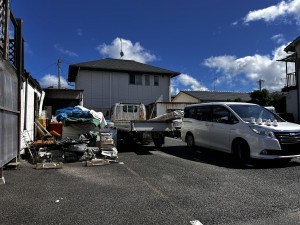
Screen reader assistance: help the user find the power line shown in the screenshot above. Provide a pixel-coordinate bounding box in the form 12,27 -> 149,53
32,62 -> 57,76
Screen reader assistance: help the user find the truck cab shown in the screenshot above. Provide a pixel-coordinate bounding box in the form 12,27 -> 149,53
110,103 -> 146,122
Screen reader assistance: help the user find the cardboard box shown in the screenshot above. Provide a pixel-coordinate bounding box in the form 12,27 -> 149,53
96,139 -> 114,147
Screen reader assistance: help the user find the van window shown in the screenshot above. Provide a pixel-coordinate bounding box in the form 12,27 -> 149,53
212,106 -> 237,124
184,107 -> 195,118
228,104 -> 284,122
184,106 -> 212,121
196,106 -> 211,121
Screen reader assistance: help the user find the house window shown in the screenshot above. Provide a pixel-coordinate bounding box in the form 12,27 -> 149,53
145,75 -> 150,86
154,76 -> 159,86
129,74 -> 142,85
129,74 -> 135,84
136,75 -> 142,85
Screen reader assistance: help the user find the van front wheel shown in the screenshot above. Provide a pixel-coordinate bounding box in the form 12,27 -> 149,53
233,139 -> 250,164
186,134 -> 195,150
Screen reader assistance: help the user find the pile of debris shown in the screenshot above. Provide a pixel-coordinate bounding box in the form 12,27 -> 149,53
22,106 -> 118,169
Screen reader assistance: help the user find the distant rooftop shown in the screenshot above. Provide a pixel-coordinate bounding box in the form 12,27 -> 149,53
180,90 -> 251,102
68,58 -> 180,82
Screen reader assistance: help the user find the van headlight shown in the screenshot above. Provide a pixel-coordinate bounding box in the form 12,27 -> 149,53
249,125 -> 275,138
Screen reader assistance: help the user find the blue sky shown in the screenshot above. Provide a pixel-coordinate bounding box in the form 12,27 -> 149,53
11,0 -> 300,94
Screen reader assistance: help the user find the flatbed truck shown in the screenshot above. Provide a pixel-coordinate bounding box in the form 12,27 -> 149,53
110,103 -> 178,148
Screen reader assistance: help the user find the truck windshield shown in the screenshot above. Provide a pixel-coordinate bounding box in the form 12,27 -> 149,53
228,104 -> 285,123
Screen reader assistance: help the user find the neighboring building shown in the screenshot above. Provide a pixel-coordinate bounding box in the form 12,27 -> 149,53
68,58 -> 180,115
278,36 -> 300,123
20,73 -> 44,149
43,88 -> 84,118
147,101 -> 193,119
172,90 -> 251,103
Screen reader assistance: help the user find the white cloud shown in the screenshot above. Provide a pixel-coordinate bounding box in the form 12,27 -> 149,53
54,44 -> 79,57
39,74 -> 69,88
243,0 -> 300,24
203,45 -> 289,91
96,37 -> 157,63
171,73 -> 208,95
271,34 -> 286,44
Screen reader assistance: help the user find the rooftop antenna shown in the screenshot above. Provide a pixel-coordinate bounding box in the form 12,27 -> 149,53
119,37 -> 124,58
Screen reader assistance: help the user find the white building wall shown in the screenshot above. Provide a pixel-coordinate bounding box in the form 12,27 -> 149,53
296,44 -> 300,123
172,92 -> 198,103
20,82 -> 36,149
155,102 -> 191,116
286,90 -> 298,123
76,70 -> 170,113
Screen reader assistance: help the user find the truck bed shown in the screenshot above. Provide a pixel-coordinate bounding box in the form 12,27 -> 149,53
114,120 -> 174,132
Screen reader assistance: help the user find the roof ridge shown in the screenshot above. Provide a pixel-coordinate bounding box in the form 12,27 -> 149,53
184,90 -> 250,93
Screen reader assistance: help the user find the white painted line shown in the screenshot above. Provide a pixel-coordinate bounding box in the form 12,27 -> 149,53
190,220 -> 204,225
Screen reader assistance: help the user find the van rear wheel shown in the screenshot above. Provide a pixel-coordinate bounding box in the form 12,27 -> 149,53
186,134 -> 195,150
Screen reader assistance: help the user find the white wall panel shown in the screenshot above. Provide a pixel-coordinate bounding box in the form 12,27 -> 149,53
76,70 -> 173,113
286,90 -> 298,123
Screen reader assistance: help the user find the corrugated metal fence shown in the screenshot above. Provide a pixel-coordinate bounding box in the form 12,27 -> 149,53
0,0 -> 22,167
0,60 -> 19,167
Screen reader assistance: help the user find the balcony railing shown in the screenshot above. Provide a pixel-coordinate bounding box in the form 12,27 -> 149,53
285,72 -> 296,88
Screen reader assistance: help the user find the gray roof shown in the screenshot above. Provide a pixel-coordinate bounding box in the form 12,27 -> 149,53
284,36 -> 300,52
181,90 -> 251,102
68,58 -> 180,82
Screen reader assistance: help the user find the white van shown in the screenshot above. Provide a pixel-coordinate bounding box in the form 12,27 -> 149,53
181,102 -> 300,162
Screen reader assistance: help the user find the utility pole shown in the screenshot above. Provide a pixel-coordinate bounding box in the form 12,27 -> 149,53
257,79 -> 264,91
57,58 -> 61,89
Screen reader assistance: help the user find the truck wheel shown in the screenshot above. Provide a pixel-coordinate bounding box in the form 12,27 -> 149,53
186,134 -> 195,150
153,138 -> 164,148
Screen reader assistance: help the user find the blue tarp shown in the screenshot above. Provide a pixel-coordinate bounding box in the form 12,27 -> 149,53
55,107 -> 91,122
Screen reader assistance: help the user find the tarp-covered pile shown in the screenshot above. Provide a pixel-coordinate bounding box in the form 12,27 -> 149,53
27,106 -> 118,166
55,106 -> 107,140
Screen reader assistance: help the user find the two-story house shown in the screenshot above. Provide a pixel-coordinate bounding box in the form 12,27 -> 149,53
68,58 -> 180,115
278,36 -> 300,123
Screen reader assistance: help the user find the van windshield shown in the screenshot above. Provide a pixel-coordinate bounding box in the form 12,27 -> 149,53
228,104 -> 285,123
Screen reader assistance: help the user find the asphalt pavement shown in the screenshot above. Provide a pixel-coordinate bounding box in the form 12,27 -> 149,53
1,137 -> 300,225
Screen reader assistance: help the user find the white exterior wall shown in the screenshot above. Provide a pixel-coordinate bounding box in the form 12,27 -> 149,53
76,70 -> 170,112
20,82 -> 37,149
155,102 -> 191,116
286,90 -> 298,123
172,92 -> 198,103
296,44 -> 300,123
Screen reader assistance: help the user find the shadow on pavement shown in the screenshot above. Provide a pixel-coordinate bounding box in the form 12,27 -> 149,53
117,143 -> 154,155
159,145 -> 300,169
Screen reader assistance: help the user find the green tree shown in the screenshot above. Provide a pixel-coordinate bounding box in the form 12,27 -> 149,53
269,92 -> 286,113
250,89 -> 271,106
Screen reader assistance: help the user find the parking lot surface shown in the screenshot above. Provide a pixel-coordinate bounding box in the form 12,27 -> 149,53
1,138 -> 300,225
